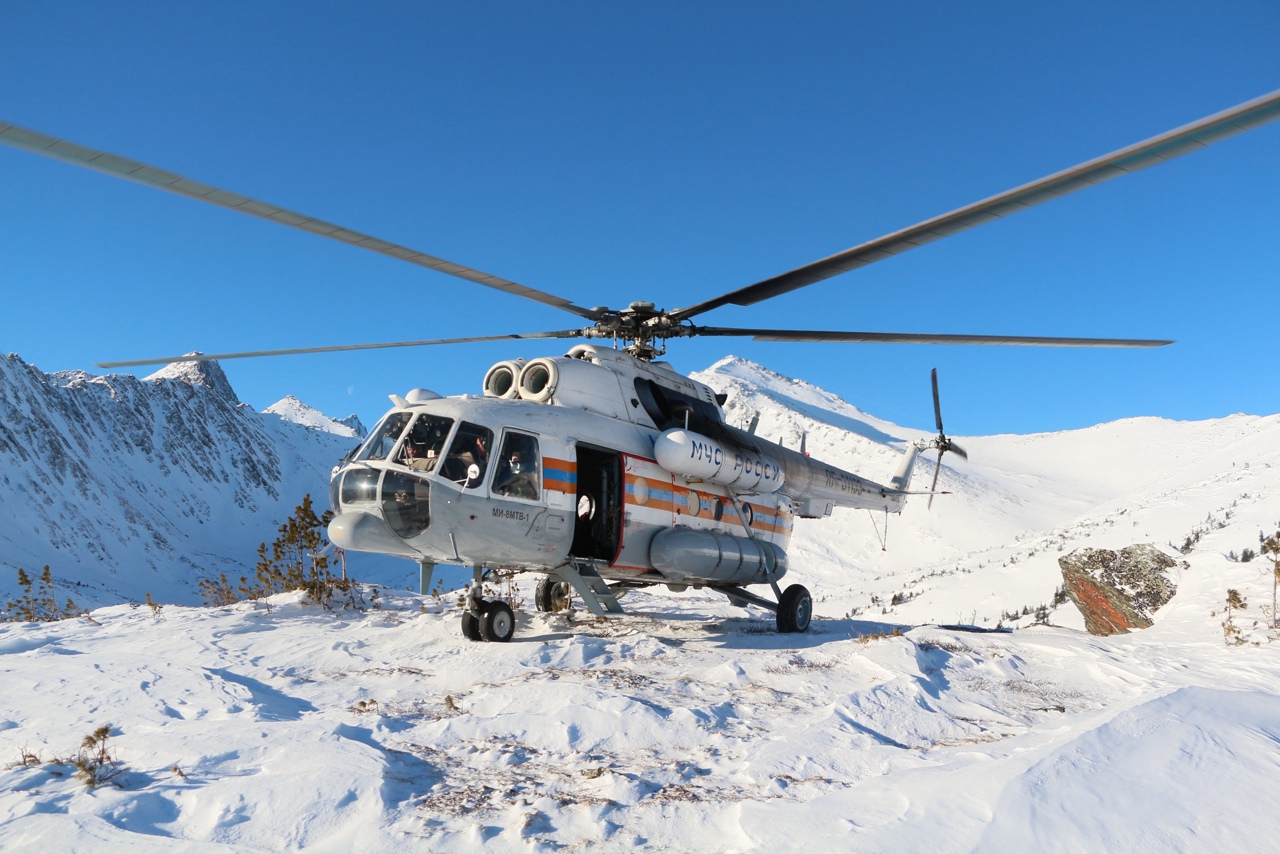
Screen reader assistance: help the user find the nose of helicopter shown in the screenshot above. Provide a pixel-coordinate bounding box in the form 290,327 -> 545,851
327,464 -> 437,559
328,509 -> 421,557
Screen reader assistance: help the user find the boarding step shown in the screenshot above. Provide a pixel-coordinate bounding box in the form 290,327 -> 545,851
555,559 -> 625,616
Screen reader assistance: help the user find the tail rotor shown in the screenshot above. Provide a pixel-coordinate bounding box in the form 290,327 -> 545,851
927,368 -> 966,509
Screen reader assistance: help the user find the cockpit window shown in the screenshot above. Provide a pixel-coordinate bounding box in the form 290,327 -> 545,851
355,411 -> 413,462
493,432 -> 541,501
396,414 -> 455,472
440,422 -> 494,488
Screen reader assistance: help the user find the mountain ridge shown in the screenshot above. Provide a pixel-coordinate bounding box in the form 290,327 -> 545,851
0,353 -> 358,606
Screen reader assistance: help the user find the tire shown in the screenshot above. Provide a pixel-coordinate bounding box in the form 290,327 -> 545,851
480,601 -> 516,643
461,610 -> 482,642
776,584 -> 813,634
535,578 -> 572,612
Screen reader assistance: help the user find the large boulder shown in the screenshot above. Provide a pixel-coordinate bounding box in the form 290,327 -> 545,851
1059,545 -> 1182,636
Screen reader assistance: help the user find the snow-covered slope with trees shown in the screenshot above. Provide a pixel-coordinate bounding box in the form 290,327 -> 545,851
0,355 -> 364,606
1,354 -> 1278,851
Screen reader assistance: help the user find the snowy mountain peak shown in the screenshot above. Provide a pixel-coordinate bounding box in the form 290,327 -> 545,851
336,413 -> 368,438
264,395 -> 363,439
143,355 -> 238,403
693,356 -> 909,450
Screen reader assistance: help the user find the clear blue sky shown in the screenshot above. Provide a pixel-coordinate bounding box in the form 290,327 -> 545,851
1,2 -> 1276,436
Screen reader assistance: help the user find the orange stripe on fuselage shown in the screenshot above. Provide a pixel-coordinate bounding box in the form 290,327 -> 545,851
543,457 -> 576,492
621,475 -> 794,538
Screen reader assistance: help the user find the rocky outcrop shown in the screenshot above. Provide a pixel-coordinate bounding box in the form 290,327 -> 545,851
1059,545 -> 1182,636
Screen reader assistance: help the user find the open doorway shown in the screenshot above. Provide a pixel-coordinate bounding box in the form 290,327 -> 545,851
570,445 -> 623,563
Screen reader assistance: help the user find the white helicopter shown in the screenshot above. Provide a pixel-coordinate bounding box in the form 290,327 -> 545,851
3,90 -> 1277,641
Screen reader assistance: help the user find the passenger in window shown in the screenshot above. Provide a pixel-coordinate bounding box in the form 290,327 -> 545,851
493,434 -> 541,500
494,450 -> 538,499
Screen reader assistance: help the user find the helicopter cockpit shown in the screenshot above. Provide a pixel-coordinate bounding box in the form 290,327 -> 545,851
328,403 -> 549,556
332,410 -> 445,543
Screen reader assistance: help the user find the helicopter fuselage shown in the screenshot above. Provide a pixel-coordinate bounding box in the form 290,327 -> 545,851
326,344 -> 921,592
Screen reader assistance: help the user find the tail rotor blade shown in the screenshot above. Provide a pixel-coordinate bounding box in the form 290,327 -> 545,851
949,441 -> 968,461
927,452 -> 943,510
931,368 -> 944,434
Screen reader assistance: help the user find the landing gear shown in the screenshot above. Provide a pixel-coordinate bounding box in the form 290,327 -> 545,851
480,601 -> 515,642
535,578 -> 572,612
712,582 -> 813,634
460,566 -> 516,643
462,599 -> 516,643
776,584 -> 812,634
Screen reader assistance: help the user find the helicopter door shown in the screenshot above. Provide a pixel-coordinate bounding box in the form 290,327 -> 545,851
570,445 -> 623,564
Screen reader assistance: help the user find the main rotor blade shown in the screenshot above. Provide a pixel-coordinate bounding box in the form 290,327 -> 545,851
0,120 -> 600,322
95,329 -> 588,369
672,89 -> 1280,321
691,327 -> 1173,347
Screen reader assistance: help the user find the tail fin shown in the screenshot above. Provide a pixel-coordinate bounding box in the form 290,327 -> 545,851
888,443 -> 923,493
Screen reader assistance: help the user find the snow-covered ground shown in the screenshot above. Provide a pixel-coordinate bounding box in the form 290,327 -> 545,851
2,357 -> 1278,850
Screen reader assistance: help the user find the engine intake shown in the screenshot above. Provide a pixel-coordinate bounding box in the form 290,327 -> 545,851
482,359 -> 524,399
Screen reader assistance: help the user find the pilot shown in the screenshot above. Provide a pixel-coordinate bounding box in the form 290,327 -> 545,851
425,422 -> 449,457
444,432 -> 491,484
460,435 -> 489,467
403,436 -> 437,471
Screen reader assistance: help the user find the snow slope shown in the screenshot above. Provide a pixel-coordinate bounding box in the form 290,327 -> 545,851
1,355 -> 1278,851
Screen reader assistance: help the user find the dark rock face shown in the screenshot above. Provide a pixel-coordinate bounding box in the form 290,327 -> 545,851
1059,545 -> 1182,636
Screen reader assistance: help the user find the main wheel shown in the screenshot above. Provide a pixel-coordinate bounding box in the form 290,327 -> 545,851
535,578 -> 572,612
776,584 -> 813,634
480,601 -> 516,643
461,609 -> 482,642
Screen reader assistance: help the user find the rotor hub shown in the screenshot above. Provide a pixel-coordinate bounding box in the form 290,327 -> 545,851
580,302 -> 695,360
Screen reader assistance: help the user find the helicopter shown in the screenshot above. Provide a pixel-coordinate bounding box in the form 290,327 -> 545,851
2,89 -> 1276,641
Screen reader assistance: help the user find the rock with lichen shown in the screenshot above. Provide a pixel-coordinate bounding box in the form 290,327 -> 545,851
1059,545 -> 1182,636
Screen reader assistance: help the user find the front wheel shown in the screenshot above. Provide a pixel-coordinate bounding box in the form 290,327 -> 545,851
481,601 -> 516,642
776,584 -> 812,634
461,610 -> 482,642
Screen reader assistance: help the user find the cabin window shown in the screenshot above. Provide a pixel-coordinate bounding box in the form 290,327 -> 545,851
381,471 -> 431,538
339,467 -> 381,505
396,414 -> 455,472
492,432 -> 541,501
355,411 -> 413,461
440,422 -> 494,488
